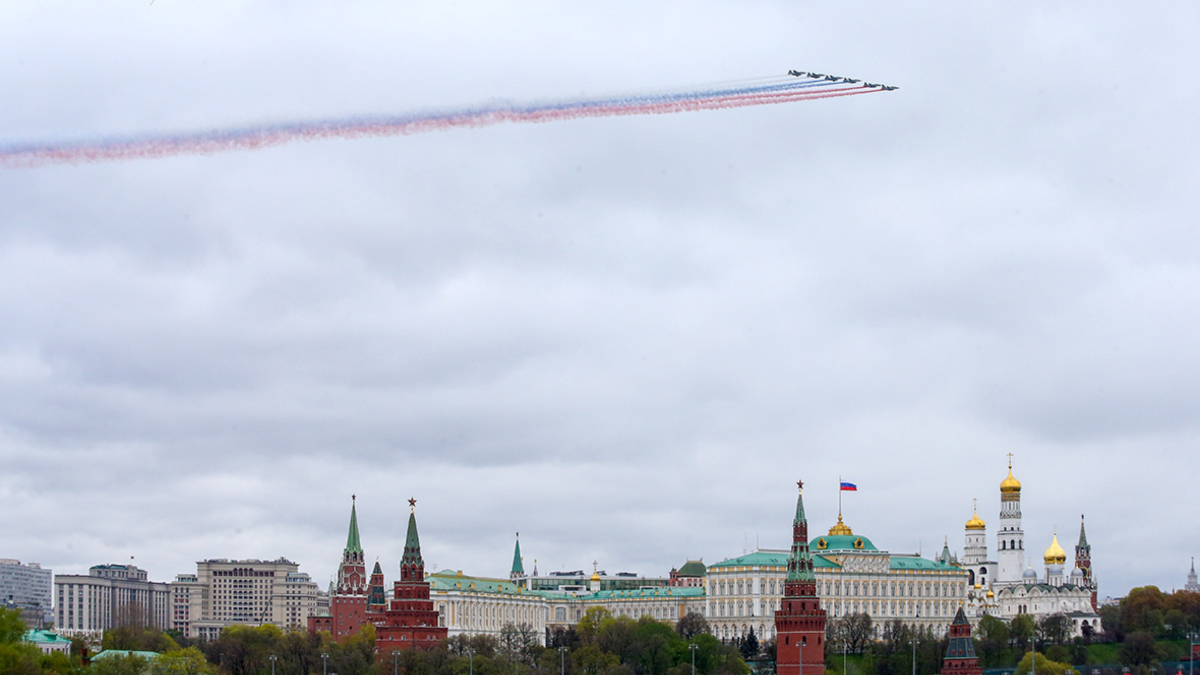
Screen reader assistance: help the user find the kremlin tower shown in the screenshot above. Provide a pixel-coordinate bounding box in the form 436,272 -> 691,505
375,499 -> 448,655
1074,516 -> 1097,609
308,496 -> 371,640
774,480 -> 827,675
940,608 -> 983,675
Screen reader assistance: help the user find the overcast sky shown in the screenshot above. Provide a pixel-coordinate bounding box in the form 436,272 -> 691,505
2,1 -> 1198,602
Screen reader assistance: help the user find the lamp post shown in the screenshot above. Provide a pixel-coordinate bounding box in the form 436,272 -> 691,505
269,654 -> 278,675
799,639 -> 804,675
559,647 -> 568,675
1189,632 -> 1198,675
322,652 -> 329,675
689,642 -> 699,675
467,648 -> 475,675
394,650 -> 400,675
1031,635 -> 1036,675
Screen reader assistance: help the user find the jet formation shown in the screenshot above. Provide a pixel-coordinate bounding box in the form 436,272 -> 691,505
788,70 -> 896,90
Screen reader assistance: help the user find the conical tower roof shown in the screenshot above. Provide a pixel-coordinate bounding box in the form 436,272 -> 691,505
511,533 -> 524,575
401,499 -> 424,568
345,496 -> 363,555
1078,515 -> 1089,548
372,560 -> 383,575
787,480 -> 815,582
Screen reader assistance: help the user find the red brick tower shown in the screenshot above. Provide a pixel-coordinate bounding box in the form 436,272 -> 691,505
1074,515 -> 1097,611
940,608 -> 982,675
309,496 -> 369,640
367,560 -> 387,614
375,499 -> 447,656
775,480 -> 827,675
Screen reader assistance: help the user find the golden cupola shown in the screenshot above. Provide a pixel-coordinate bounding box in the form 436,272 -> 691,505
829,514 -> 854,536
1000,458 -> 1022,502
965,509 -> 986,531
1043,532 -> 1067,565
1000,468 -> 1021,494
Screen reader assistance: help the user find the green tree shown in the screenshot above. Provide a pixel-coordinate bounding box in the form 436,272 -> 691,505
0,606 -> 28,644
1123,588 -> 1169,636
1118,631 -> 1160,667
154,647 -> 219,675
976,615 -> 1011,667
738,630 -> 758,661
1010,615 -> 1035,652
1014,651 -> 1076,675
90,653 -> 151,675
676,614 -> 710,640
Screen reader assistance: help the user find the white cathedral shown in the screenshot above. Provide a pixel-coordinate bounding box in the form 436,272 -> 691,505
960,459 -> 1103,637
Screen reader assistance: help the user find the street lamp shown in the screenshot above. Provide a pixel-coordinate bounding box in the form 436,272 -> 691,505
559,646 -> 568,675
467,648 -> 475,675
322,652 -> 329,675
689,642 -> 699,675
1189,632 -> 1198,675
269,654 -> 278,675
394,650 -> 401,675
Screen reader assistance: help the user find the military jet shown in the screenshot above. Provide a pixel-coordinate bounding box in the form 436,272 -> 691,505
788,69 -> 803,77
881,85 -> 898,91
842,78 -> 860,84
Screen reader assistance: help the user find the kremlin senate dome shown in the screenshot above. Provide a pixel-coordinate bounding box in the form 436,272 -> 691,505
1044,533 -> 1067,565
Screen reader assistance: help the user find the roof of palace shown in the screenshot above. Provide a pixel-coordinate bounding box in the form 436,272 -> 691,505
811,534 -> 880,552
677,560 -> 707,577
708,550 -> 841,570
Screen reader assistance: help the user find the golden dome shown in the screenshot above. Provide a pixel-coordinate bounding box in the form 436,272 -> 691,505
986,589 -> 994,599
590,571 -> 601,582
828,514 -> 853,536
1043,533 -> 1067,565
965,509 -> 986,531
1000,467 -> 1021,494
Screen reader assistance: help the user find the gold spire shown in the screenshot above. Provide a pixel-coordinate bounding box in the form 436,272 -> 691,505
966,498 -> 986,530
1000,455 -> 1021,496
828,514 -> 853,536
1044,531 -> 1067,565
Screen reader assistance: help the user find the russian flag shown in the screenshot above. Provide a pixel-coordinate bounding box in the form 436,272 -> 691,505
840,482 -> 857,491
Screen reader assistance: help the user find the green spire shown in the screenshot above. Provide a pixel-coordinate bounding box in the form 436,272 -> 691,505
401,499 -> 423,568
1078,514 -> 1089,548
511,533 -> 524,575
345,496 -> 363,555
787,481 -> 815,582
372,560 -> 383,575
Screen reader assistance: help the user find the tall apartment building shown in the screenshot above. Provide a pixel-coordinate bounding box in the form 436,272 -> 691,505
0,559 -> 53,626
177,558 -> 320,640
54,564 -> 171,635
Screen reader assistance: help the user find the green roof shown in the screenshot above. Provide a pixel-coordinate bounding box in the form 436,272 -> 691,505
888,556 -> 957,571
512,535 -> 523,575
92,650 -> 160,660
24,630 -> 71,645
709,551 -> 840,570
401,510 -> 423,567
810,534 -> 878,551
677,561 -> 706,577
346,499 -> 362,555
429,570 -> 530,595
588,587 -> 705,600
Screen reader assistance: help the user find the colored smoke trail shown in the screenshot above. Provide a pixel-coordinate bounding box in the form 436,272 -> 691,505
1,74 -> 891,168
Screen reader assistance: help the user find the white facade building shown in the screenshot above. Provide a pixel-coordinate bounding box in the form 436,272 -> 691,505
1,559 -> 53,626
962,461 -> 1101,637
177,558 -> 320,640
54,564 -> 171,636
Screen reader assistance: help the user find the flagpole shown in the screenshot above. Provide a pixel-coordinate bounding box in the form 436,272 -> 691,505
838,475 -> 843,520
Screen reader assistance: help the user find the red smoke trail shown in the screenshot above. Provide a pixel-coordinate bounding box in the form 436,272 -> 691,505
1,79 -> 888,168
